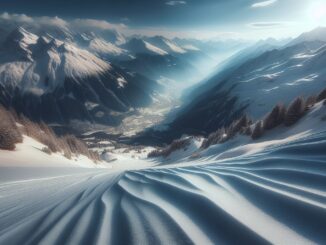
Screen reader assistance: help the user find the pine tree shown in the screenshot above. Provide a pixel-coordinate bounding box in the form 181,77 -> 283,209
317,88 -> 326,102
284,97 -> 305,126
263,104 -> 286,130
251,121 -> 264,140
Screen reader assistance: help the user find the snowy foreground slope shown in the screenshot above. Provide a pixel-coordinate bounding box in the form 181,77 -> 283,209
0,105 -> 326,244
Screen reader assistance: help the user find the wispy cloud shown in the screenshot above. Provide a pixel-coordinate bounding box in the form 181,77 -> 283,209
248,21 -> 289,28
70,19 -> 126,31
0,12 -> 69,29
251,0 -> 278,8
165,1 -> 187,6
0,12 -> 126,33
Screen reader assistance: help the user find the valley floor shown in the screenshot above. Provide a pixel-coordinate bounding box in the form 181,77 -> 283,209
0,127 -> 326,245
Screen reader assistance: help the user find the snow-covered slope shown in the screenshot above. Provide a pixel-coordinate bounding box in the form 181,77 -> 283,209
0,135 -> 105,169
0,101 -> 325,245
289,26 -> 326,46
169,29 -> 326,135
145,36 -> 186,54
122,38 -> 168,56
223,41 -> 326,118
88,38 -> 126,57
73,31 -> 129,59
215,38 -> 289,75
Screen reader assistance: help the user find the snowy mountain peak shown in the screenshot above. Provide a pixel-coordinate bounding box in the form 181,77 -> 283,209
144,41 -> 168,55
290,26 -> 326,46
36,36 -> 48,46
2,27 -> 38,53
146,36 -> 187,54
8,27 -> 26,41
88,38 -> 126,56
7,27 -> 38,45
0,30 -> 112,96
0,27 -> 38,62
123,38 -> 168,56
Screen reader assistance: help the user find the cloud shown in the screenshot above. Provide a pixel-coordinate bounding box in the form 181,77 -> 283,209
0,12 -> 33,23
70,19 -> 126,31
248,21 -> 289,28
0,12 -> 127,36
165,1 -> 187,6
123,26 -> 242,40
0,12 -> 73,37
251,0 -> 278,8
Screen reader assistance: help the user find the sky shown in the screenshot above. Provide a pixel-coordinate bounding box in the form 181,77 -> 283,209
0,0 -> 325,40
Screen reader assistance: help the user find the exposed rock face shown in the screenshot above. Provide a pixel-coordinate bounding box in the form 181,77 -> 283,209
0,28 -> 161,125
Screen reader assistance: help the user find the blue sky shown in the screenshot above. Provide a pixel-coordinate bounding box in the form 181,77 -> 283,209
0,0 -> 325,39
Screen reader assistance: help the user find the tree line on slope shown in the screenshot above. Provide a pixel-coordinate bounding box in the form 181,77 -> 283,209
0,106 -> 101,162
148,88 -> 326,158
148,137 -> 192,158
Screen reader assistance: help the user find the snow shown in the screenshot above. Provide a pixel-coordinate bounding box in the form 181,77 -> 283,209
144,41 -> 168,55
0,102 -> 326,244
163,40 -> 186,53
292,53 -> 316,59
152,136 -> 204,164
60,43 -> 111,79
263,86 -> 279,92
290,26 -> 326,45
0,26 -> 326,244
0,136 -> 105,169
117,76 -> 127,88
182,44 -> 200,51
11,27 -> 39,48
230,41 -> 326,118
88,38 -> 125,56
152,101 -> 326,171
85,101 -> 99,110
286,74 -> 319,86
0,29 -> 112,95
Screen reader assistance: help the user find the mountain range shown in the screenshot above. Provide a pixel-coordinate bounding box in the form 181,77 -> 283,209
0,23 -> 239,129
134,27 -> 326,143
2,20 -> 325,145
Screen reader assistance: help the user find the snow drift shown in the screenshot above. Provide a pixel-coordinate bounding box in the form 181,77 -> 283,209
0,100 -> 325,244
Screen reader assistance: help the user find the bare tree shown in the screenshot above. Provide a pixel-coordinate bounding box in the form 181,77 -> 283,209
0,106 -> 22,150
0,106 -> 100,161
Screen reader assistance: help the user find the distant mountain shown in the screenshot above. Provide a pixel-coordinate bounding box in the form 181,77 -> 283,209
174,38 -> 250,61
116,37 -> 205,86
118,53 -> 201,87
74,32 -> 130,61
288,26 -> 326,46
119,36 -> 217,86
216,38 -> 291,74
0,27 -> 161,125
145,36 -> 217,74
144,36 -> 186,54
166,28 -> 326,137
0,20 -> 258,132
121,38 -> 168,56
180,38 -> 291,106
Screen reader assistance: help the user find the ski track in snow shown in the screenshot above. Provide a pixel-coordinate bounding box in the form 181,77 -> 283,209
0,132 -> 326,244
